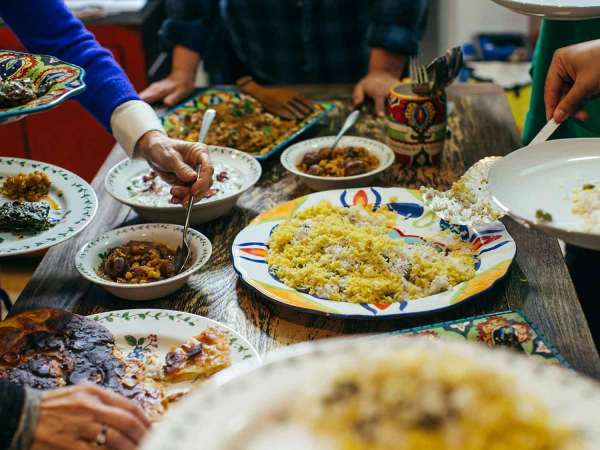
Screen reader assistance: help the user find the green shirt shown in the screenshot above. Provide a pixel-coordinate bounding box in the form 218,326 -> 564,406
523,18 -> 600,144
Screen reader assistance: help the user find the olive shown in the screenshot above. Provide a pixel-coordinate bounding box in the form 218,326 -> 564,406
160,261 -> 176,277
307,164 -> 324,175
301,151 -> 321,166
317,147 -> 332,160
344,160 -> 368,176
106,256 -> 126,277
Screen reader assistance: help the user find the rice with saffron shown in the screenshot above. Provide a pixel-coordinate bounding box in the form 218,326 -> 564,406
267,201 -> 476,303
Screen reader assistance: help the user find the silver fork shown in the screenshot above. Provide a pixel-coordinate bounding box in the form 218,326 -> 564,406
174,108 -> 216,274
410,55 -> 431,96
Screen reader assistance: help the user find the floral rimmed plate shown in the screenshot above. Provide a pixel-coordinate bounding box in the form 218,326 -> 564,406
232,187 -> 516,319
0,157 -> 97,257
161,87 -> 335,161
89,309 -> 260,394
141,336 -> 600,450
0,50 -> 86,124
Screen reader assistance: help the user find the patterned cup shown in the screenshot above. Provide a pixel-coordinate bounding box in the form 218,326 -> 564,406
385,81 -> 447,166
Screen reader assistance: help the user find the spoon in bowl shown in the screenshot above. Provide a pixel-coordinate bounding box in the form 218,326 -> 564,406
329,109 -> 360,152
175,108 -> 216,273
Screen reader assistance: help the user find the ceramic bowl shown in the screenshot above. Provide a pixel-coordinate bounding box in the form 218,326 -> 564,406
75,223 -> 212,301
280,136 -> 394,191
105,146 -> 262,225
0,50 -> 86,124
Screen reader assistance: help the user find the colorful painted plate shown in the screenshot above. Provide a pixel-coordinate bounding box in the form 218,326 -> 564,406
232,187 -> 516,318
0,50 -> 86,124
162,87 -> 334,160
89,309 -> 260,395
141,336 -> 600,450
492,0 -> 600,19
0,157 -> 97,257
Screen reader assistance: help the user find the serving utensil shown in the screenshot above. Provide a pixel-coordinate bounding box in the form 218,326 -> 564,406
329,109 -> 360,152
175,108 -> 216,274
409,56 -> 431,96
427,46 -> 463,91
237,76 -> 314,120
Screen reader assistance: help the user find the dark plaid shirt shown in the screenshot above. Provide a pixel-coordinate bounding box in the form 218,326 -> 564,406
161,0 -> 428,84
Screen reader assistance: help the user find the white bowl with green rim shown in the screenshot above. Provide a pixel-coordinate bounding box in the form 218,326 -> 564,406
75,223 -> 212,301
280,136 -> 395,191
105,146 -> 262,225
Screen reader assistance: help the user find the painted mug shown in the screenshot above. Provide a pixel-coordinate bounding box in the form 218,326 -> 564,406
385,81 -> 447,166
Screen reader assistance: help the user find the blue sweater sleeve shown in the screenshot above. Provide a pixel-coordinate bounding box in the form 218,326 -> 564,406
0,0 -> 139,131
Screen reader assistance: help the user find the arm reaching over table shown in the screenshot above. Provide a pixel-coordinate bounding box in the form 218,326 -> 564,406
0,382 -> 150,450
0,0 -> 212,203
545,39 -> 600,123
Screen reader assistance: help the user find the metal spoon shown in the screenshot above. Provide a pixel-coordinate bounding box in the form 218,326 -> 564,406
329,109 -> 360,152
175,108 -> 216,273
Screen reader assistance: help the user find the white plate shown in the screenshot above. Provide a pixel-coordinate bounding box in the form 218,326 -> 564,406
76,223 -> 212,301
89,309 -> 260,396
489,138 -> 600,250
105,146 -> 262,225
0,157 -> 97,257
492,0 -> 600,19
141,336 -> 600,450
232,187 -> 516,318
280,136 -> 395,191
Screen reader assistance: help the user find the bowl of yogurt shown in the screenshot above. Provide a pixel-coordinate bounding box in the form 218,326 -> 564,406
105,146 -> 262,224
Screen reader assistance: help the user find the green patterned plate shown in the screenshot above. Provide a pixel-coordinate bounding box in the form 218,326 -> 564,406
0,50 -> 86,124
90,309 -> 261,394
0,157 -> 97,257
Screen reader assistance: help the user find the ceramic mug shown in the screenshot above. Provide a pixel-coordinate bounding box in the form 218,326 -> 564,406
385,81 -> 447,166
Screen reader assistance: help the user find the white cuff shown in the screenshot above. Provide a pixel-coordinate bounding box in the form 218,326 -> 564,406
110,100 -> 165,157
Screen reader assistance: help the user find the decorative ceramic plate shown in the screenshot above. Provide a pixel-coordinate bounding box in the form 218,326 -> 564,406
0,50 -> 86,124
489,138 -> 600,250
89,309 -> 260,395
492,0 -> 600,19
162,87 -> 335,160
141,336 -> 600,450
0,157 -> 97,257
232,187 -> 516,318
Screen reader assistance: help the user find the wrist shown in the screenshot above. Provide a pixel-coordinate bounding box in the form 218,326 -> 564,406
368,48 -> 406,78
134,130 -> 164,158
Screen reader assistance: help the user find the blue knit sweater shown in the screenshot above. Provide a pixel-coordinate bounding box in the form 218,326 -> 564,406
0,0 -> 139,131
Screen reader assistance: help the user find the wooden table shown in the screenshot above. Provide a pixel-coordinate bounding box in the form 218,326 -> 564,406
11,83 -> 600,379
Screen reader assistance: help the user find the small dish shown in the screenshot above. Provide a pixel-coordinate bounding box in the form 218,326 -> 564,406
488,138 -> 600,250
280,136 -> 395,191
105,146 -> 261,225
492,0 -> 600,20
0,50 -> 86,124
75,223 -> 212,301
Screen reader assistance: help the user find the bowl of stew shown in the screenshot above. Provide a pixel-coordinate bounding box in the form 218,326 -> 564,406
75,223 -> 212,301
280,136 -> 395,191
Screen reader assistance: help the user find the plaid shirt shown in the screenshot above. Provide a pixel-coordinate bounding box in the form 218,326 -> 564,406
161,0 -> 428,84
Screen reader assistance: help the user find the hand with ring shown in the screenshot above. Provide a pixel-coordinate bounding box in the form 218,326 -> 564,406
30,384 -> 150,450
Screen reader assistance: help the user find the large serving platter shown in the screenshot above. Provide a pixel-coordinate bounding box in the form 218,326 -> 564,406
492,0 -> 600,19
141,336 -> 600,450
89,309 -> 260,395
0,157 -> 97,257
0,50 -> 86,124
232,187 -> 516,319
161,87 -> 335,161
489,138 -> 600,250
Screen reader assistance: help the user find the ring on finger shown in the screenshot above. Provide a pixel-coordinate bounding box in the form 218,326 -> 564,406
94,425 -> 108,447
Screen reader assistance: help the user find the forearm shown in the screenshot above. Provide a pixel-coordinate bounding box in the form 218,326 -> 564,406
172,45 -> 201,80
369,48 -> 406,77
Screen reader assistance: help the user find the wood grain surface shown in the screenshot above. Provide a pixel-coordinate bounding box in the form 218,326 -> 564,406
11,83 -> 600,378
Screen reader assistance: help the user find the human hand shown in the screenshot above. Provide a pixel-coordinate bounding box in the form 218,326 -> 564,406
135,130 -> 213,205
30,384 -> 150,450
545,40 -> 600,123
352,70 -> 399,117
139,70 -> 196,107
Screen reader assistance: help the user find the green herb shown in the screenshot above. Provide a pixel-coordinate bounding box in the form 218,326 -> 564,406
243,100 -> 254,114
263,126 -> 272,135
0,201 -> 54,232
231,107 -> 242,117
535,209 -> 553,222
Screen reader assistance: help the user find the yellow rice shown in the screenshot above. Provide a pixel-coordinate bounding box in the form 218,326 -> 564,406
267,201 -> 476,304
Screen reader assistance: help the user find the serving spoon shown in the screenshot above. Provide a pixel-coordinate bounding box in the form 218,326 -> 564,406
175,108 -> 216,274
329,109 -> 360,152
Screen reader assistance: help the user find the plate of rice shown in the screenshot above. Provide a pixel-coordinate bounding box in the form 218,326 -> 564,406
232,187 -> 516,318
141,336 -> 600,450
